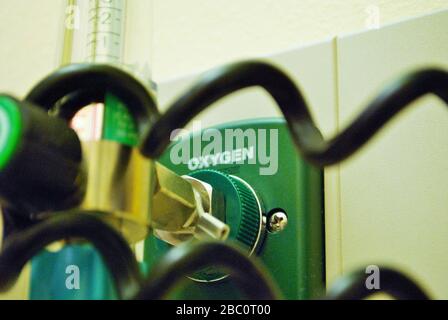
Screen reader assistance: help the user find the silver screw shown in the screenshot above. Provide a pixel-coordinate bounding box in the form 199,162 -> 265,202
268,211 -> 288,233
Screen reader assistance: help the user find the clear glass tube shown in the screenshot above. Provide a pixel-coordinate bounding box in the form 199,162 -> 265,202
61,0 -> 154,140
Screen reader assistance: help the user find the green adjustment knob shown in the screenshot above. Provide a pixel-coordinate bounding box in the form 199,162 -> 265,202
0,95 -> 84,216
188,169 -> 264,282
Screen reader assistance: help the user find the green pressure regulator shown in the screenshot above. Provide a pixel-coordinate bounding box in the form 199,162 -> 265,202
0,95 -> 83,215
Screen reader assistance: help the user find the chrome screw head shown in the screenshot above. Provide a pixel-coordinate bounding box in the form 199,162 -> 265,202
268,211 -> 288,233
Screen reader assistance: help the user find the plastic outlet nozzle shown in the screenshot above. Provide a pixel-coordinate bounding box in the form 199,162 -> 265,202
0,95 -> 84,215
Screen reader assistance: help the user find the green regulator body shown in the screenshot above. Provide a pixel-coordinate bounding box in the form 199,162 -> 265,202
145,118 -> 325,299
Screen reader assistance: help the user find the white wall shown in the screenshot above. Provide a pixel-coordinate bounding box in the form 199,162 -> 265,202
336,10 -> 448,298
152,0 -> 448,80
2,1 -> 448,91
0,0 -> 64,300
0,0 -> 64,96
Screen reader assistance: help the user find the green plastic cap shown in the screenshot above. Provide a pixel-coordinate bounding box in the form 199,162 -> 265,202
0,96 -> 22,170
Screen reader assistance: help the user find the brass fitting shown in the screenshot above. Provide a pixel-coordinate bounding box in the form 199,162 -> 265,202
152,163 -> 229,246
79,140 -> 153,243
78,140 -> 228,245
151,163 -> 196,233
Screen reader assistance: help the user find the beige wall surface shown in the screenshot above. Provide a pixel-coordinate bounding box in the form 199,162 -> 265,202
2,1 -> 448,88
0,0 -> 64,300
152,0 -> 448,80
336,10 -> 448,298
0,0 -> 64,96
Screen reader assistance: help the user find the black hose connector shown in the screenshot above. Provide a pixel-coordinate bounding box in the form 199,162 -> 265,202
25,63 -> 159,141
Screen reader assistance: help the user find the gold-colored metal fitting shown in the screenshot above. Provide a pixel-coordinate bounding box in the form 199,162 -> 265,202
78,140 -> 228,246
152,163 -> 229,246
151,163 -> 197,232
79,140 -> 153,243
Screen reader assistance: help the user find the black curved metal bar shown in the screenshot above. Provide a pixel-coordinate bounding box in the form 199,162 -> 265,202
50,88 -> 107,119
25,63 -> 159,139
135,241 -> 281,300
141,61 -> 448,166
325,266 -> 430,300
0,211 -> 142,300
